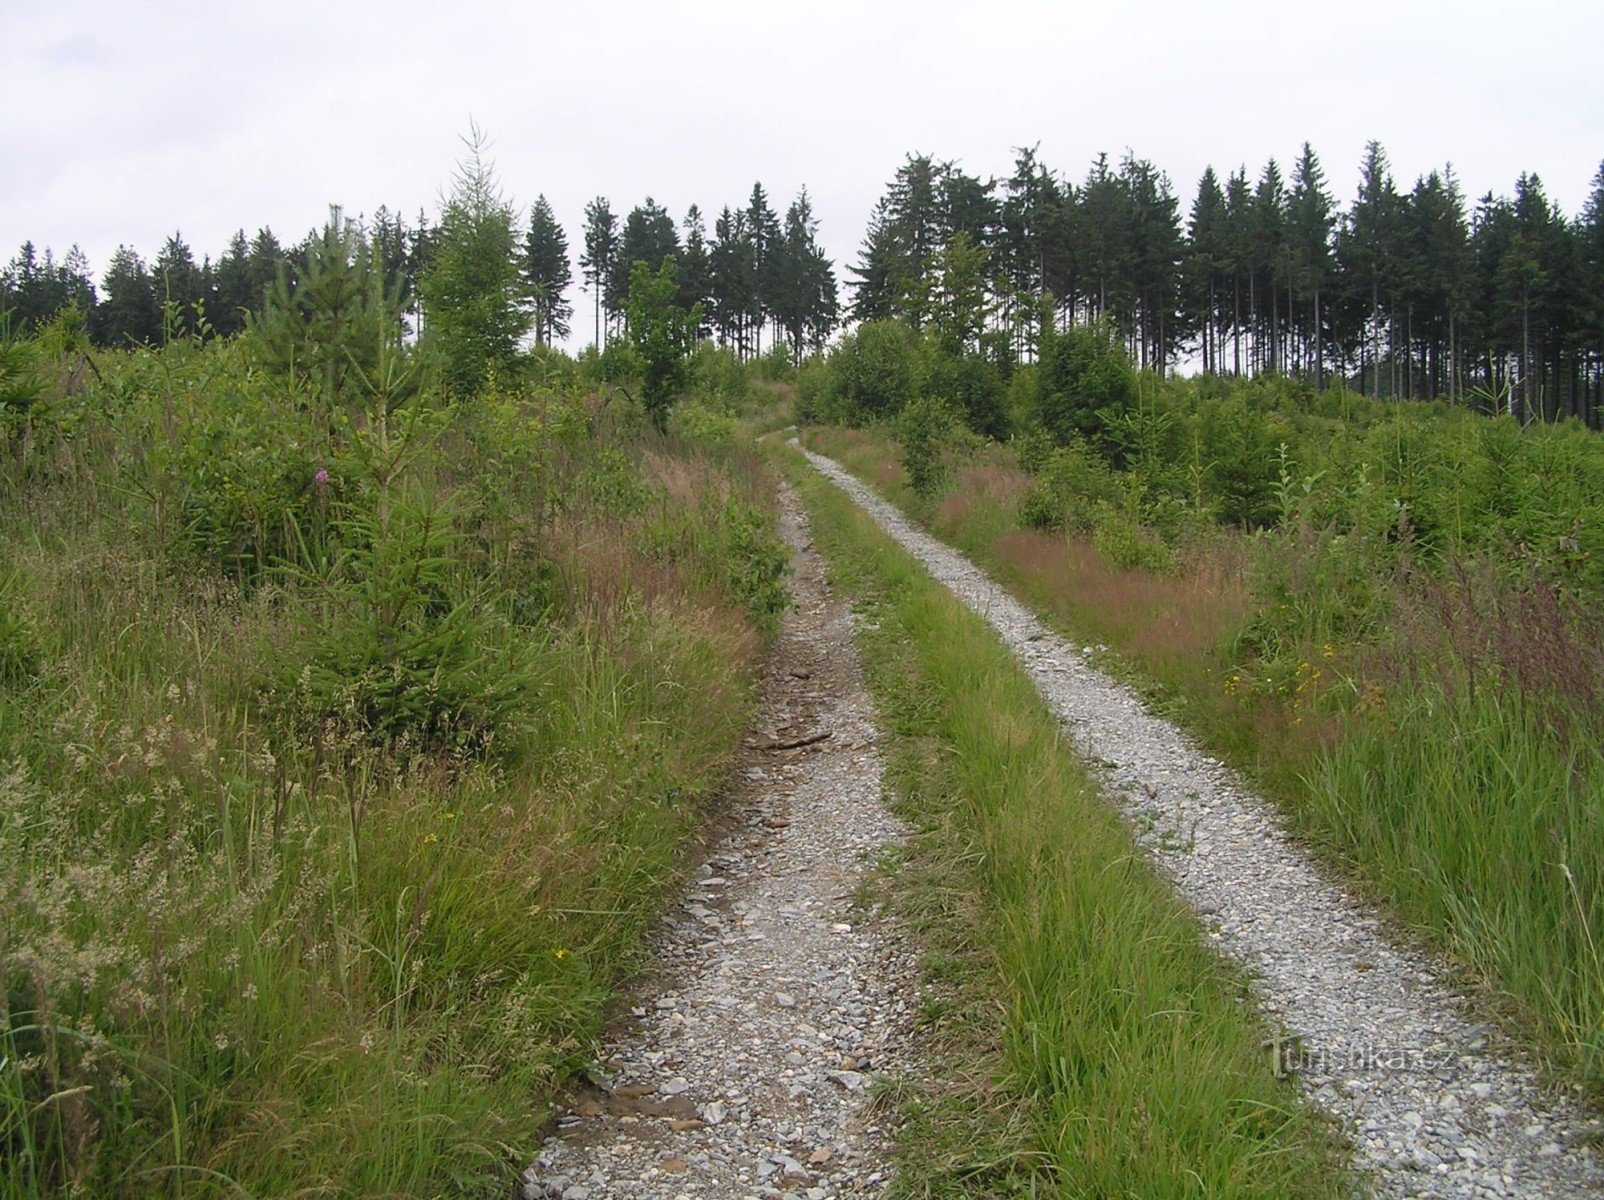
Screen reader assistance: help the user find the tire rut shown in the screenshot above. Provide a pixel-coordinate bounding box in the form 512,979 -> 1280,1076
522,482 -> 917,1200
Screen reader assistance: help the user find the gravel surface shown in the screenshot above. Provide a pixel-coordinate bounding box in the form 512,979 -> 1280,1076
800,443 -> 1604,1200
522,483 -> 917,1200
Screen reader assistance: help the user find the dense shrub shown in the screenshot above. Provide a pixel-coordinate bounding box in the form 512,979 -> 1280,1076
896,395 -> 959,499
280,490 -> 544,756
1033,317 -> 1135,448
828,319 -> 919,423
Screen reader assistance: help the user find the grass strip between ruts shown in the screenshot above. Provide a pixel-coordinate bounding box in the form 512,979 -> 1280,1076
780,446 -> 1348,1199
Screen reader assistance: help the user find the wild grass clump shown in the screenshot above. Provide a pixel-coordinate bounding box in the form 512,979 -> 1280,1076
785,452 -> 1345,1198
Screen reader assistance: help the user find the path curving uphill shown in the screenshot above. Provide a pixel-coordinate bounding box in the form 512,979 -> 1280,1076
798,443 -> 1603,1200
523,483 -> 917,1200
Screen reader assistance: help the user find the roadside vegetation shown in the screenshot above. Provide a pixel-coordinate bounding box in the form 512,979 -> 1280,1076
0,146 -> 792,1197
781,447 -> 1347,1198
798,315 -> 1604,1100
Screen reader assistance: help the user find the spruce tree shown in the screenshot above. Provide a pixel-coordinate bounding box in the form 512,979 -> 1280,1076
680,206 -> 714,336
1286,144 -> 1335,386
93,246 -> 162,345
419,127 -> 530,396
524,195 -> 573,347
580,197 -> 618,346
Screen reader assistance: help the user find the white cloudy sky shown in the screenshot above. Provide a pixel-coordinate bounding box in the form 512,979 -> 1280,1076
3,0 -> 1600,348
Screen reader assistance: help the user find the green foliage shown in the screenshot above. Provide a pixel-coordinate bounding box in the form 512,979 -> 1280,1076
0,576 -> 39,687
249,209 -> 396,409
0,311 -> 46,434
825,318 -> 918,423
625,257 -> 700,430
710,497 -> 790,634
1198,396 -> 1288,527
1018,437 -> 1121,532
921,339 -> 1006,438
1032,312 -> 1136,448
1090,499 -> 1177,573
282,488 -> 541,756
668,398 -> 737,446
0,315 -> 784,1196
896,394 -> 958,499
421,127 -> 530,397
792,354 -> 833,424
807,365 -> 1604,1096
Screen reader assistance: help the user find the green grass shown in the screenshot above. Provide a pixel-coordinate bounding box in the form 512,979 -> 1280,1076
1305,684 -> 1604,1077
0,337 -> 783,1197
801,420 -> 1604,1097
780,447 -> 1347,1199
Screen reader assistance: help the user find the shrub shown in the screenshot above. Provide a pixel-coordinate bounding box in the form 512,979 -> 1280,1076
281,490 -> 542,756
711,497 -> 790,634
0,313 -> 47,436
1089,500 -> 1176,574
1018,440 -> 1121,532
896,395 -> 959,499
921,343 -> 1006,438
1033,316 -> 1135,449
829,319 -> 918,424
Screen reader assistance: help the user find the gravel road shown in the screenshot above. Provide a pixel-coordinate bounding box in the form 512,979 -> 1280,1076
799,443 -> 1603,1200
523,483 -> 917,1200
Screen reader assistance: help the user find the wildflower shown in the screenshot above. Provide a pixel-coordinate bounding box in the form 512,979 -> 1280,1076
1322,643 -> 1336,659
553,947 -> 571,961
422,832 -> 438,845
441,811 -> 456,821
314,468 -> 329,485
242,983 -> 259,1002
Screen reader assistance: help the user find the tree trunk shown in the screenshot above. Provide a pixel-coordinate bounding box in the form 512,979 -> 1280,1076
1313,286 -> 1323,390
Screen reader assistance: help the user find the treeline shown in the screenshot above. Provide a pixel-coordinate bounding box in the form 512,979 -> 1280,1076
0,208 -> 430,347
851,143 -> 1604,425
0,182 -> 839,364
575,185 -> 837,360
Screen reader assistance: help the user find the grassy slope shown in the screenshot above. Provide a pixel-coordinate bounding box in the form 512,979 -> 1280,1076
781,447 -> 1347,1199
802,421 -> 1604,1097
0,341 -> 781,1197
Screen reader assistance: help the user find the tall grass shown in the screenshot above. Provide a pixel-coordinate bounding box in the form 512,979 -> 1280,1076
0,337 -> 781,1196
783,451 -> 1346,1198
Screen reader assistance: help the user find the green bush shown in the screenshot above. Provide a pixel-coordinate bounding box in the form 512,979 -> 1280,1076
920,343 -> 1006,438
1090,501 -> 1176,573
0,314 -> 46,435
711,497 -> 790,634
281,490 -> 543,756
828,319 -> 919,424
1018,439 -> 1121,532
896,395 -> 959,499
1032,316 -> 1135,449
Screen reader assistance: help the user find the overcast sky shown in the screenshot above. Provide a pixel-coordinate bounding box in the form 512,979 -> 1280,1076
4,0 -> 1601,350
